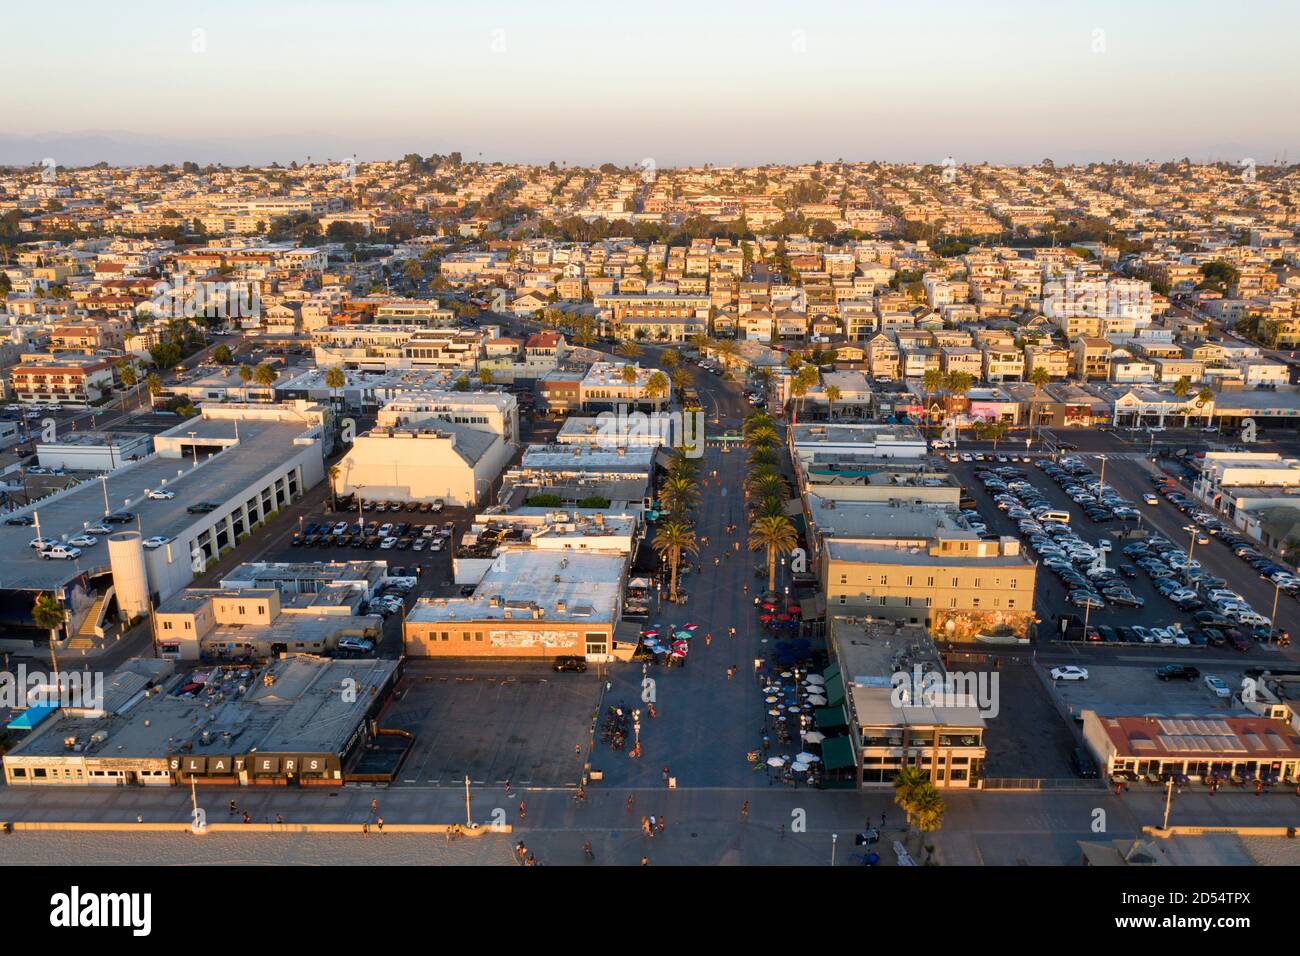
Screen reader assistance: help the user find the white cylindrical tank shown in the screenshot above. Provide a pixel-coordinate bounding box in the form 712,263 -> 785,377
107,531 -> 150,619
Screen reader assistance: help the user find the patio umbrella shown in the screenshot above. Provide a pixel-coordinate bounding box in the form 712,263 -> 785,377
803,731 -> 826,743
765,696 -> 778,704
791,761 -> 810,773
796,752 -> 820,763
805,674 -> 825,685
640,629 -> 659,637
762,602 -> 778,610
681,623 -> 699,631
767,757 -> 786,768
777,613 -> 792,622
806,695 -> 828,706
760,614 -> 774,623
787,605 -> 801,614
673,630 -> 693,640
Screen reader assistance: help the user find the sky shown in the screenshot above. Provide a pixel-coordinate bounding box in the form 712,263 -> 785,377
3,0 -> 1298,167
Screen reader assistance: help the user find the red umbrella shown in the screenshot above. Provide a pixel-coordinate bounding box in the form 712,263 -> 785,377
787,605 -> 801,614
762,602 -> 778,610
760,614 -> 774,623
777,613 -> 792,622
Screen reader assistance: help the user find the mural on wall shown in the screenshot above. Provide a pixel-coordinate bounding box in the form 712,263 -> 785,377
489,630 -> 579,649
935,609 -> 1035,642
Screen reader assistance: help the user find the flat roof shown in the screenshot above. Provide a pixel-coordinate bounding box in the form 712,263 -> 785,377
6,655 -> 398,761
407,549 -> 623,626
850,684 -> 987,730
2,413 -> 318,591
806,496 -> 961,539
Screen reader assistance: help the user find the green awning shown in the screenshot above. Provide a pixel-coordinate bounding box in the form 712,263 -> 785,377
825,672 -> 845,708
814,706 -> 847,730
824,662 -> 841,681
820,735 -> 857,772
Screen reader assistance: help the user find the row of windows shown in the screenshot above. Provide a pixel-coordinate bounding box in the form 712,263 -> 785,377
839,573 -> 1019,589
837,594 -> 1018,609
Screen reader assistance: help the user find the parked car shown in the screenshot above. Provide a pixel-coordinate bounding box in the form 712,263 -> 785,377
1204,675 -> 1232,698
1050,665 -> 1089,682
142,536 -> 170,550
1156,665 -> 1200,682
1071,747 -> 1098,778
146,489 -> 175,500
552,656 -> 588,673
41,544 -> 82,560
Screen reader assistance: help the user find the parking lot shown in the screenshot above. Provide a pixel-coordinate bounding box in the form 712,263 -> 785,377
1045,662 -> 1250,718
980,663 -> 1080,779
947,452 -> 1291,657
382,660 -> 598,788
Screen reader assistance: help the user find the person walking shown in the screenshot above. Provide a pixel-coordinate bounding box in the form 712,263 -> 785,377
656,815 -> 665,835
518,800 -> 526,820
641,856 -> 649,866
779,823 -> 785,840
662,766 -> 670,785
627,793 -> 635,813
741,801 -> 749,819
229,800 -> 237,816
583,841 -> 594,861
705,632 -> 712,646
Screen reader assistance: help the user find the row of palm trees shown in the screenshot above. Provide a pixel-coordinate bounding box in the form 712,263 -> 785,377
650,452 -> 702,602
742,410 -> 799,594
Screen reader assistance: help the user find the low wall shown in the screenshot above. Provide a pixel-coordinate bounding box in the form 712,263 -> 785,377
3,821 -> 509,835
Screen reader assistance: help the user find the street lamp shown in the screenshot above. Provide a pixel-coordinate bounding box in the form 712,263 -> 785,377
1269,579 -> 1282,645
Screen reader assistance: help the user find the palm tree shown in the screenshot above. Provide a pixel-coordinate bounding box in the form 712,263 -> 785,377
747,446 -> 779,469
1196,386 -> 1215,428
620,365 -> 639,388
617,341 -> 643,361
975,418 -> 1009,450
327,464 -> 341,511
745,424 -> 779,449
646,371 -> 669,412
892,765 -> 928,824
661,350 -> 679,372
743,411 -> 775,438
253,363 -> 278,398
668,452 -> 698,483
145,373 -> 163,408
324,365 -> 346,412
922,368 -> 945,411
748,472 -> 787,502
748,514 -> 798,594
659,476 -> 700,516
824,384 -> 842,422
32,592 -> 66,679
910,785 -> 945,860
116,360 -> 140,409
238,363 -> 254,387
651,520 -> 698,602
1026,365 -> 1050,443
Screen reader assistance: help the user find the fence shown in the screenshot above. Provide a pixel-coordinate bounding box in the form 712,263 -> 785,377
983,777 -> 1105,792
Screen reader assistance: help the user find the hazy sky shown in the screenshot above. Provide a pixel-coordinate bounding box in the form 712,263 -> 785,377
5,0 -> 1298,166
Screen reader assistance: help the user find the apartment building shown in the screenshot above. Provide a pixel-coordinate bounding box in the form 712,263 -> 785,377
10,353 -> 117,405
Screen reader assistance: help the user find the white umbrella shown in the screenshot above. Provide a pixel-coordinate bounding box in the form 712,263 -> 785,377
796,752 -> 820,763
806,695 -> 828,705
791,761 -> 810,772
805,674 -> 825,685
766,757 -> 786,768
803,731 -> 826,743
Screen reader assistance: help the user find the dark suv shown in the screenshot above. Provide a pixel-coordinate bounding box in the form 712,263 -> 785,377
552,656 -> 588,673
1156,665 -> 1200,681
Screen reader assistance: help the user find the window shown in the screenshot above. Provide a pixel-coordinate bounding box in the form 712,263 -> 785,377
878,596 -> 887,606
162,621 -> 173,631
1009,578 -> 1017,590
906,576 -> 913,587
974,578 -> 981,589
838,595 -> 847,605
972,598 -> 981,608
927,576 -> 934,587
1007,599 -> 1016,609
880,575 -> 887,587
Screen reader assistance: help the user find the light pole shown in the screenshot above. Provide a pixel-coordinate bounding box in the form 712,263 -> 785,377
1161,778 -> 1174,830
1184,528 -> 1197,586
831,832 -> 838,867
463,774 -> 473,827
100,475 -> 110,516
1269,580 -> 1281,645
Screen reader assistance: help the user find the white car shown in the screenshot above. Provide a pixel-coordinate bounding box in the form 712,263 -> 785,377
332,522 -> 348,536
1050,665 -> 1089,682
86,522 -> 112,535
67,534 -> 99,547
29,537 -> 58,550
41,545 -> 82,560
142,536 -> 170,550
146,489 -> 175,500
380,536 -> 398,550
1143,493 -> 1160,505
1204,675 -> 1232,699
